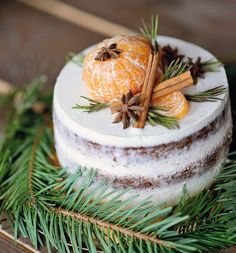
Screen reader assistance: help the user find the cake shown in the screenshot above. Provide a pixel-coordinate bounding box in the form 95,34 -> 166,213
53,34 -> 232,204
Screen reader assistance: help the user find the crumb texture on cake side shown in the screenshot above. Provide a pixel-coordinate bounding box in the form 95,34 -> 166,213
53,35 -> 232,204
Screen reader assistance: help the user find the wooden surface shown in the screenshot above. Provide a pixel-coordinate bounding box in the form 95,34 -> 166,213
0,0 -> 236,252
0,0 -> 236,88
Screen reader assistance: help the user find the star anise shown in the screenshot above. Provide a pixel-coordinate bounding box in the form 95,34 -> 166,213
161,45 -> 184,69
188,56 -> 223,85
95,43 -> 123,61
110,91 -> 143,129
188,57 -> 205,84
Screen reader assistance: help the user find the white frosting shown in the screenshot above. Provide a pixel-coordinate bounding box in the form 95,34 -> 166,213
53,36 -> 229,148
54,107 -> 231,178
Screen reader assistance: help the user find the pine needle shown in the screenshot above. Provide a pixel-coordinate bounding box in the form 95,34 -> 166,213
147,106 -> 179,129
140,15 -> 159,52
161,58 -> 190,82
185,85 -> 226,102
73,96 -> 110,112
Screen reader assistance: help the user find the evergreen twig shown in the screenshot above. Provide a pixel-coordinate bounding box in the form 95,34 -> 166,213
147,106 -> 179,129
161,58 -> 190,82
140,15 -> 159,52
73,96 -> 110,112
185,85 -> 226,102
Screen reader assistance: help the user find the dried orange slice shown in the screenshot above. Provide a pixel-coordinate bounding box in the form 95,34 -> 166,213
83,35 -> 151,102
151,91 -> 189,119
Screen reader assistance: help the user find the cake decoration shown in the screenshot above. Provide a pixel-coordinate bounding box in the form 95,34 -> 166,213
94,43 -> 123,61
110,91 -> 143,129
83,35 -> 150,102
161,45 -> 222,84
161,45 -> 184,68
73,16 -> 225,129
135,16 -> 160,128
188,57 -> 223,84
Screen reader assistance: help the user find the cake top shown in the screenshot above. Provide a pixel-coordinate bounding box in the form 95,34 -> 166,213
53,35 -> 228,147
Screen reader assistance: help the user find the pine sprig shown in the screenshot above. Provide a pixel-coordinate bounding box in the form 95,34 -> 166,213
185,85 -> 226,102
73,96 -> 110,112
162,58 -> 190,82
140,15 -> 159,52
147,106 -> 179,129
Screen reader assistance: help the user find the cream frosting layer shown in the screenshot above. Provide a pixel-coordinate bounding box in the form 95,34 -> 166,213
53,36 -> 229,148
54,104 -> 232,180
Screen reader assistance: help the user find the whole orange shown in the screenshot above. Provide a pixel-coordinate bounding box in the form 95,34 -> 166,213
83,35 -> 151,102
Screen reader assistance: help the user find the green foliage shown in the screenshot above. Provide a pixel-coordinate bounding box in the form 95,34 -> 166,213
140,15 -> 159,53
1,79 -> 236,253
200,58 -> 222,72
161,59 -> 189,82
73,96 -> 110,112
185,85 -> 226,102
147,106 -> 179,129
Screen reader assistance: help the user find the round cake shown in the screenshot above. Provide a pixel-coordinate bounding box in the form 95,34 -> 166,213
53,35 -> 232,204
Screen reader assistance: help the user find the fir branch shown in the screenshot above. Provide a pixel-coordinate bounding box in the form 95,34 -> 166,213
73,96 -> 110,112
54,208 -> 183,248
140,15 -> 159,52
0,76 -> 47,151
0,150 -> 11,189
1,77 -> 236,253
161,58 -> 189,82
185,85 -> 226,102
28,127 -> 45,205
66,52 -> 84,67
147,106 -> 179,129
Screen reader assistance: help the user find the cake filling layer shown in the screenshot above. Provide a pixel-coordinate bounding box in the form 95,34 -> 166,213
53,101 -> 230,161
55,127 -> 231,188
55,141 -> 225,204
54,99 -> 232,180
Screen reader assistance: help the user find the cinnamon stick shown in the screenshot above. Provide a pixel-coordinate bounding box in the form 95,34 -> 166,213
134,53 -> 153,128
152,71 -> 193,100
140,52 -> 153,104
136,52 -> 160,128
